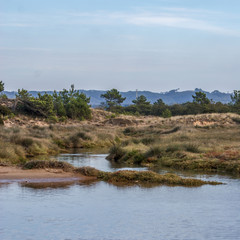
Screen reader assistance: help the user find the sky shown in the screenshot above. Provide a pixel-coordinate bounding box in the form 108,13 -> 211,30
1,0 -> 240,92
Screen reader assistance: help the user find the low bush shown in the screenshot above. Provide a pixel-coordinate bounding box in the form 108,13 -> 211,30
0,105 -> 12,116
145,146 -> 163,158
24,160 -> 74,171
107,145 -> 126,162
166,144 -> 181,153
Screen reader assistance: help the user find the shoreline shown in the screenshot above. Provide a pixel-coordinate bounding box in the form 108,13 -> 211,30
0,166 -> 96,182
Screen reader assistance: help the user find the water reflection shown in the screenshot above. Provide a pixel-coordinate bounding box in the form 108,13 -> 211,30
19,178 -> 181,190
21,179 -> 98,190
0,182 -> 10,189
57,152 -> 147,172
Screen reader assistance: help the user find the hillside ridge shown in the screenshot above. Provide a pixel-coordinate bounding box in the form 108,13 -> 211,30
3,88 -> 232,107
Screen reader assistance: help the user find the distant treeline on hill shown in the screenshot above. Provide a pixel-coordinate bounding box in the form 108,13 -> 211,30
0,80 -> 239,124
2,88 -> 232,107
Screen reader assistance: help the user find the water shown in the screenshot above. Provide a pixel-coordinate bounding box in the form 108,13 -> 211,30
57,152 -> 148,172
1,153 -> 240,240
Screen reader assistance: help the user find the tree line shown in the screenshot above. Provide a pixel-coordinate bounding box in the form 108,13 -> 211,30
100,88 -> 240,117
1,80 -> 240,122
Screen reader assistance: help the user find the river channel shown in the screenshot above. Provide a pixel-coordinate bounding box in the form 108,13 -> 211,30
0,152 -> 240,240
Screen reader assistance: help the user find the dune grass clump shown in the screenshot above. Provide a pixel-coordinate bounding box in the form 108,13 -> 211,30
120,150 -> 145,164
123,127 -> 137,136
23,160 -> 74,171
10,134 -> 35,148
183,144 -> 200,153
68,131 -> 92,148
107,145 -> 127,162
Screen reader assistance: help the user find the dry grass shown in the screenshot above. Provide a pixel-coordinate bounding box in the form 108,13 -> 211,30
106,114 -> 240,174
24,160 -> 74,171
1,111 -> 240,175
21,162 -> 221,186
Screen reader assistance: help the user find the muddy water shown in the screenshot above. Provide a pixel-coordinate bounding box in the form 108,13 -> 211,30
0,153 -> 240,240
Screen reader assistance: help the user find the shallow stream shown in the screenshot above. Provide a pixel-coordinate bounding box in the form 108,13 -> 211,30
0,153 -> 240,240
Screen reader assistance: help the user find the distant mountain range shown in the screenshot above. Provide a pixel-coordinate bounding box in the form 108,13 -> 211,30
2,88 -> 232,107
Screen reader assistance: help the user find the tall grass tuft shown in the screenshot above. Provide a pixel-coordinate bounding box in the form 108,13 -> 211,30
107,145 -> 126,162
184,144 -> 200,153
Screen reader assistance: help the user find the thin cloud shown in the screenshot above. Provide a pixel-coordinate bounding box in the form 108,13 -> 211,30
124,15 -> 239,36
0,8 -> 239,36
68,10 -> 240,36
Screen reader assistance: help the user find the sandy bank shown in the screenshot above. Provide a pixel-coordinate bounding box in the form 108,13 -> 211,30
0,166 -> 95,182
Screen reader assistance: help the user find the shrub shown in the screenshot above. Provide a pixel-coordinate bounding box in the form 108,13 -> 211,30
145,146 -> 163,158
20,138 -> 34,148
162,109 -> 172,118
166,144 -> 181,153
0,105 -> 12,116
107,145 -> 126,162
47,115 -> 58,123
59,116 -> 67,122
123,127 -> 136,136
76,132 -> 92,140
69,132 -> 92,148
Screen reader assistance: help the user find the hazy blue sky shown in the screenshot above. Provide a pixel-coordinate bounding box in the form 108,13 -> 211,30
1,0 -> 240,92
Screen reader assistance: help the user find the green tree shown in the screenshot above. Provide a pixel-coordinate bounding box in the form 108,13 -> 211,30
16,89 -> 32,100
101,88 -> 126,111
131,95 -> 152,115
52,90 -> 66,117
231,90 -> 240,105
192,91 -> 210,105
162,109 -> 172,118
15,85 -> 91,120
152,98 -> 167,116
34,93 -> 55,116
55,85 -> 91,120
0,81 -> 4,93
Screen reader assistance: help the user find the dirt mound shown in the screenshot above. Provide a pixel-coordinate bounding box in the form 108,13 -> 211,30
90,109 -> 112,122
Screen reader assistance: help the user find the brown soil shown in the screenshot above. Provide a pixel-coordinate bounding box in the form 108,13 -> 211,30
0,166 -> 95,181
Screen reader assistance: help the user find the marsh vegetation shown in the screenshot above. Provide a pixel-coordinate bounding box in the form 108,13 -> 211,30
1,82 -> 240,178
